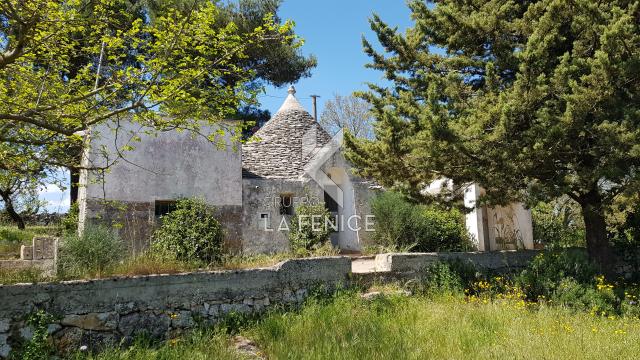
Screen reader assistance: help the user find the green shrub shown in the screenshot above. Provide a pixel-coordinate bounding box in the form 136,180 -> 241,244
516,250 -> 598,300
513,250 -> 621,313
19,310 -> 55,360
289,203 -> 334,255
410,260 -> 480,296
551,277 -> 616,314
61,202 -> 79,236
152,198 -> 225,264
370,192 -> 470,252
58,225 -> 124,277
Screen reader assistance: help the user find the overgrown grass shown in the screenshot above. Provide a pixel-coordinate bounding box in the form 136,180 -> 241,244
72,292 -> 640,360
248,293 -> 640,359
0,252 -> 300,284
0,268 -> 52,285
71,329 -> 243,360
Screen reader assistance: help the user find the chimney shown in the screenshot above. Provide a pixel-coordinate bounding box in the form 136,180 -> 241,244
310,94 -> 320,121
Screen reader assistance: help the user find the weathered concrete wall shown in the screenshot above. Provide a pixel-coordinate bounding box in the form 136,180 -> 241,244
241,178 -> 323,254
0,237 -> 57,277
0,257 -> 351,357
373,250 -> 542,274
81,120 -> 242,206
83,200 -> 155,255
79,120 -> 244,254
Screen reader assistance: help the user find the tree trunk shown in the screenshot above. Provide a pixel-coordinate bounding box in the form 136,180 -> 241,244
0,191 -> 25,230
69,166 -> 79,205
579,191 -> 614,273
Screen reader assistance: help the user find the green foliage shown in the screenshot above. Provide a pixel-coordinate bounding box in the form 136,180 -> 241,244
370,192 -> 471,252
19,310 -> 55,360
412,260 -> 478,295
152,198 -> 225,264
513,251 -> 622,314
69,328 -> 240,360
531,198 -> 585,248
516,251 -> 599,300
0,268 -> 49,285
0,0 -> 301,178
288,203 -> 334,255
58,225 -> 125,277
608,192 -> 640,247
62,202 -> 79,237
346,0 -> 640,266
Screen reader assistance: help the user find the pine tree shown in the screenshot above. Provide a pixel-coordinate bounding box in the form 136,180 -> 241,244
346,0 -> 640,269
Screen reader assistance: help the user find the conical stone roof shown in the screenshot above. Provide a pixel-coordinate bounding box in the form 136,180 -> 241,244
242,86 -> 332,179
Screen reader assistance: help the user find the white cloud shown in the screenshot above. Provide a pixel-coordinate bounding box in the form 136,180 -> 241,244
38,185 -> 70,213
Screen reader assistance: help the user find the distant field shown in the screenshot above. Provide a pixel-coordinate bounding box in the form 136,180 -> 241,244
78,293 -> 640,360
0,225 -> 60,259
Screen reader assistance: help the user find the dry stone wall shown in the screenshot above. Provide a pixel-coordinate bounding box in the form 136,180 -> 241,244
0,250 -> 555,358
0,257 -> 351,357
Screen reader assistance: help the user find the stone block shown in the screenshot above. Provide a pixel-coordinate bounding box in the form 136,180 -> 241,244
61,312 -> 117,331
118,312 -> 170,339
170,311 -> 194,329
41,237 -> 57,259
20,245 -> 33,261
0,334 -> 9,358
0,319 -> 9,333
207,304 -> 220,317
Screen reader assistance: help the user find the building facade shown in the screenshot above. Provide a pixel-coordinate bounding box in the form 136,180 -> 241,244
78,86 -> 534,255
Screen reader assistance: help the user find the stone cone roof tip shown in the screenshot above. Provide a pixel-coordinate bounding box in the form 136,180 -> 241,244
277,85 -> 306,113
242,85 -> 332,179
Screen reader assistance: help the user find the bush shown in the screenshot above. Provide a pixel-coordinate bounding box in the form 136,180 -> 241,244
370,192 -> 470,252
58,225 -> 124,277
412,260 -> 478,295
152,198 -> 225,264
516,250 -> 598,299
289,203 -> 334,255
61,202 -> 79,236
513,250 -> 621,313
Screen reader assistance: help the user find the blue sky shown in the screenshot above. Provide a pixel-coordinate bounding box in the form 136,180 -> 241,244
40,0 -> 415,213
260,0 -> 413,114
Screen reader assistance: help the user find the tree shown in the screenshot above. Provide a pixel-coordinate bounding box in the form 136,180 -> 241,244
0,170 -> 49,229
320,93 -> 374,138
0,0 -> 301,181
345,0 -> 640,269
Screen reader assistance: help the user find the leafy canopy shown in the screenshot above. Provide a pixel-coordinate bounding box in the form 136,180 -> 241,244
346,0 -> 640,265
348,0 -> 640,205
0,0 -> 300,175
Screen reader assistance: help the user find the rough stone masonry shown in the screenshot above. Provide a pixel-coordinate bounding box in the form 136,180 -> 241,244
0,251 -> 546,358
0,257 -> 351,357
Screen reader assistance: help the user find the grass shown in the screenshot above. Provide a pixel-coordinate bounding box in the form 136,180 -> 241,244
250,293 -> 640,359
0,268 -> 52,285
73,292 -> 640,360
0,252 -> 298,284
70,330 -> 243,360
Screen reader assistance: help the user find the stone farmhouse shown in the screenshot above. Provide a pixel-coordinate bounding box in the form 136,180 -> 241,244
78,86 -> 534,255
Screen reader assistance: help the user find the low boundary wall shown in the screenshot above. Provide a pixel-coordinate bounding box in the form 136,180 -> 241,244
0,257 -> 351,357
0,251 -> 543,357
373,250 -> 542,274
